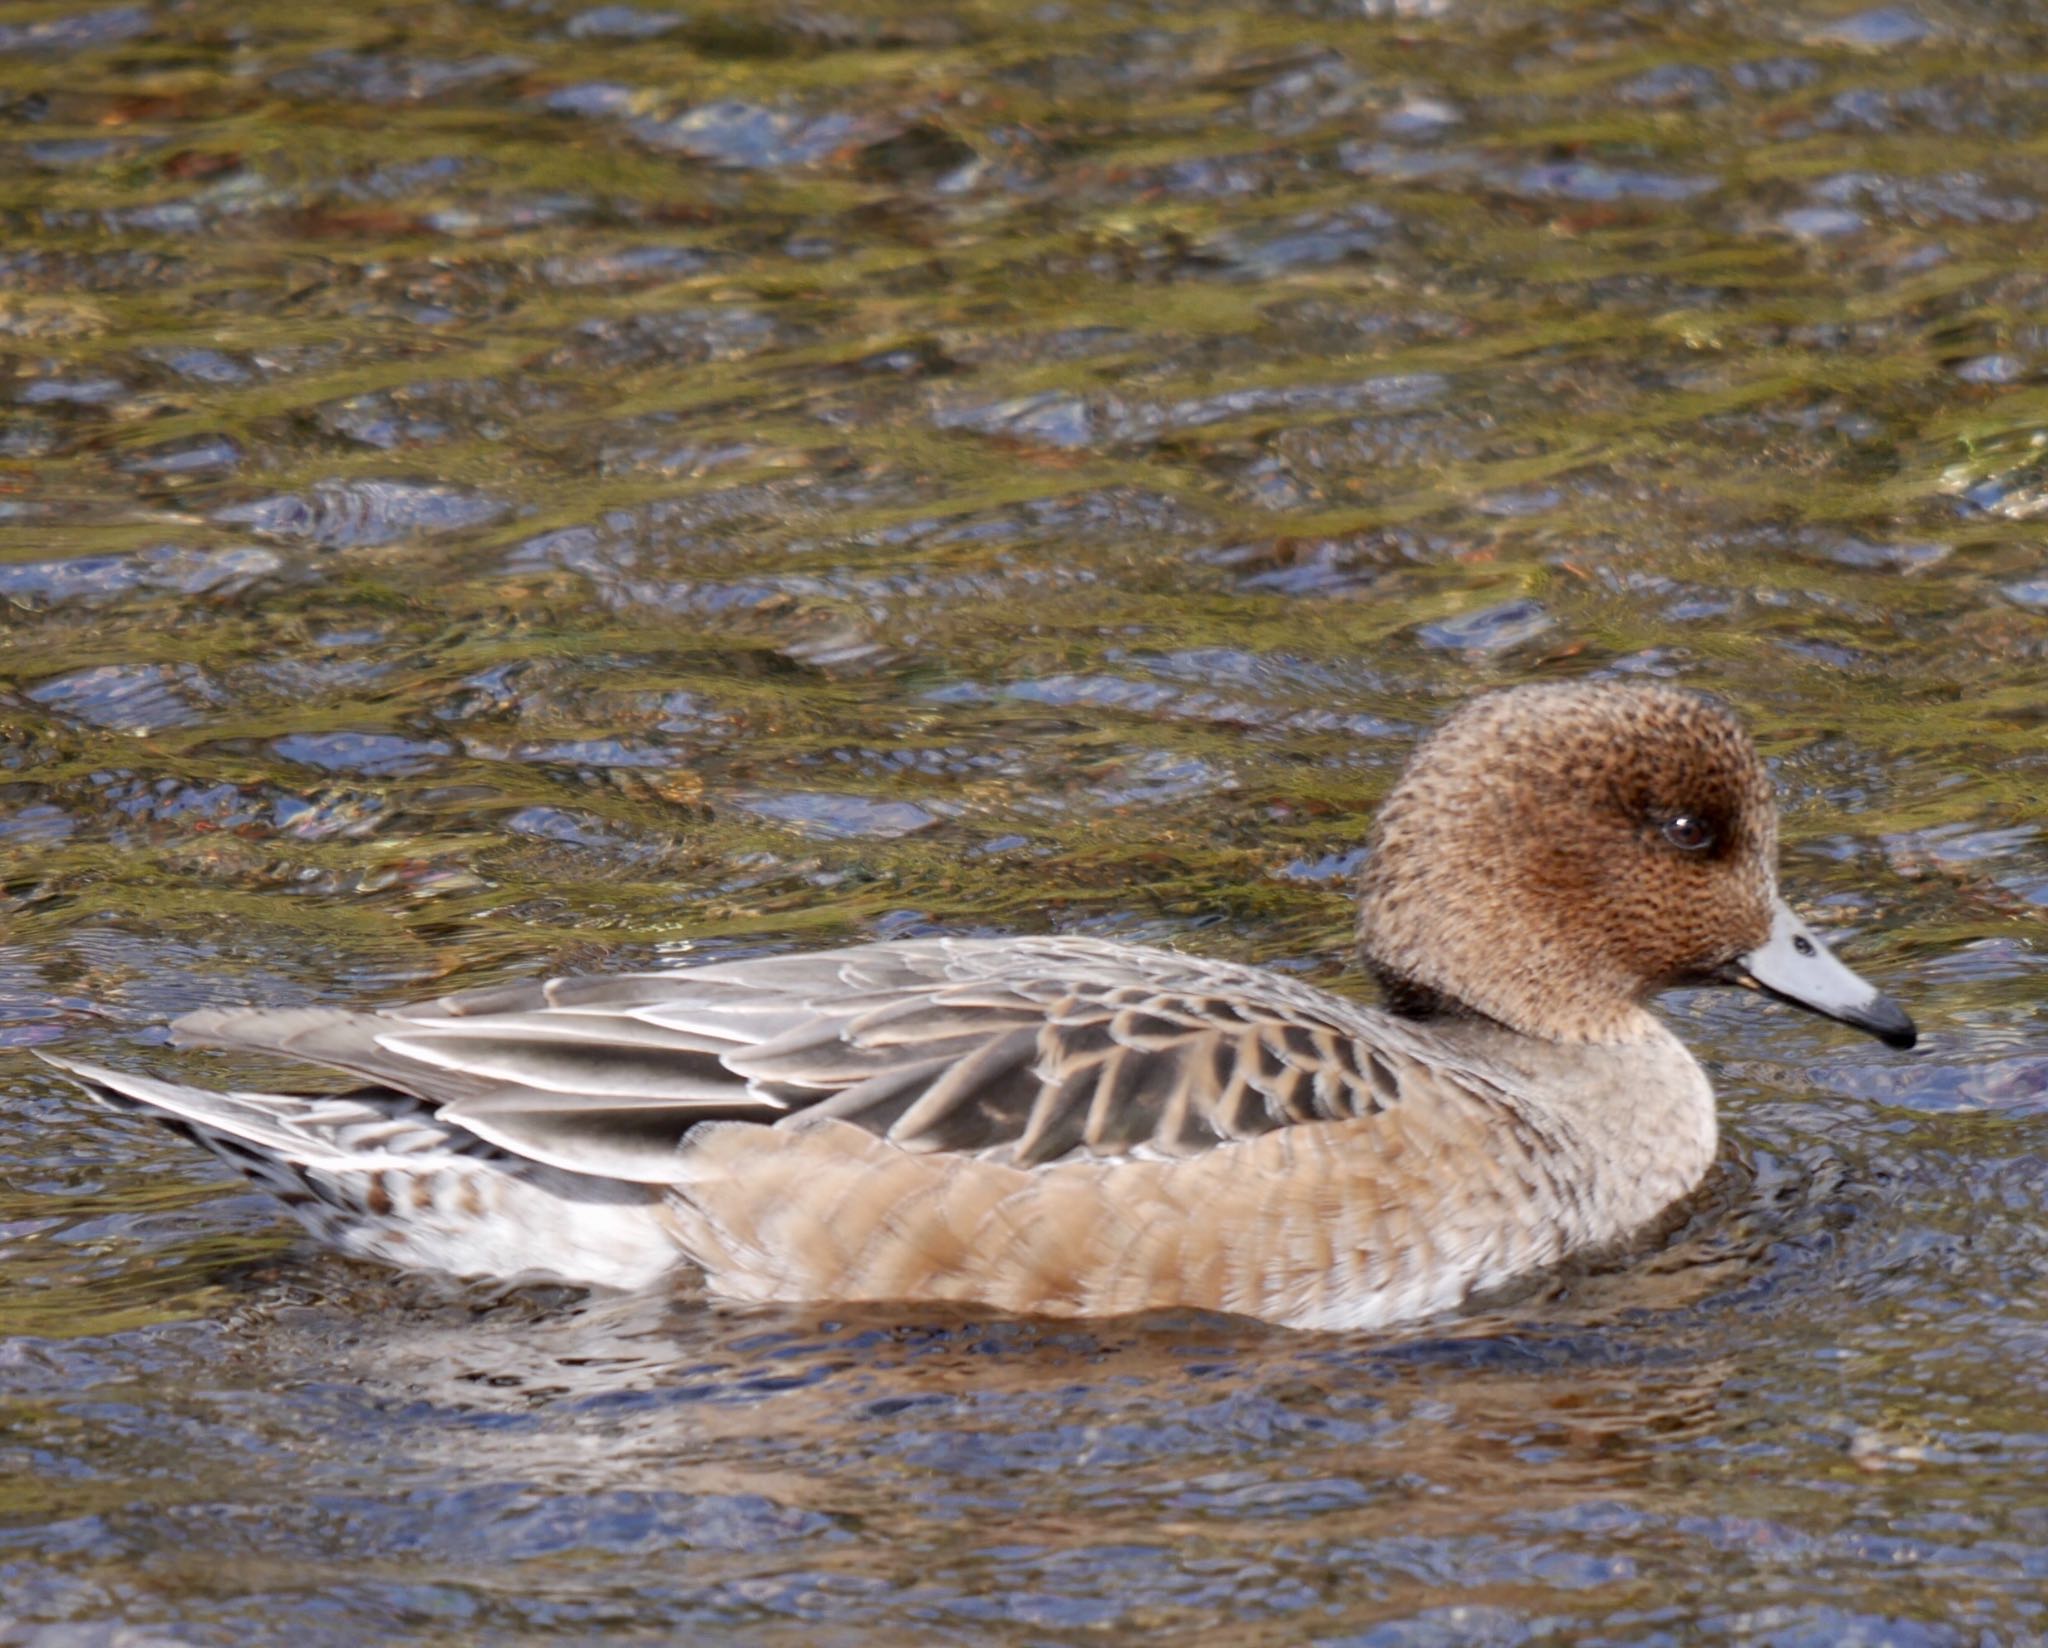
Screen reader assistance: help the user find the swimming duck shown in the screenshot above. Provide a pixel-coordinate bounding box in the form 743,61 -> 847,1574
43,682 -> 1916,1331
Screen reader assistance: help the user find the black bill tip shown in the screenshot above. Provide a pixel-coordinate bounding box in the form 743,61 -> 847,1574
1845,995 -> 1917,1051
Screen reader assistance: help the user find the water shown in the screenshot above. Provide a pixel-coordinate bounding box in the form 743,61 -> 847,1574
4,0 -> 2048,1639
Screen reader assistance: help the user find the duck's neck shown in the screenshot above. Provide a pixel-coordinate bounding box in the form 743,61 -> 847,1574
1365,953 -> 1667,1048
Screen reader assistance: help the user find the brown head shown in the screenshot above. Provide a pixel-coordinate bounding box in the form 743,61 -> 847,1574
1356,682 -> 1914,1048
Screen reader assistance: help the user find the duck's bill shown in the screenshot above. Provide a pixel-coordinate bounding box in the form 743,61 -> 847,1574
1718,899 -> 1916,1049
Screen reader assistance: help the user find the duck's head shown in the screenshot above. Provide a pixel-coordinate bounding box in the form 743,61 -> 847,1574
1356,681 -> 1915,1049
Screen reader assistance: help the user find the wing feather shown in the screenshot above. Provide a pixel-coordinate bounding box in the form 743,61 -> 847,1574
167,937 -> 1470,1180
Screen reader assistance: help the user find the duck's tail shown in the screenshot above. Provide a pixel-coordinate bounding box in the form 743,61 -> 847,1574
38,1053 -> 685,1290
43,1052 -> 350,1159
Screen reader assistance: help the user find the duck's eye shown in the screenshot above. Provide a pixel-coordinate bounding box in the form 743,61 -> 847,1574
1660,813 -> 1715,852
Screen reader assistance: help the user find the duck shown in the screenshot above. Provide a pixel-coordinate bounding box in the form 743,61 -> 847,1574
42,681 -> 1917,1332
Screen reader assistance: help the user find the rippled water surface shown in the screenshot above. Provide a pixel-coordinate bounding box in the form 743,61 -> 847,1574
5,0 -> 2048,1640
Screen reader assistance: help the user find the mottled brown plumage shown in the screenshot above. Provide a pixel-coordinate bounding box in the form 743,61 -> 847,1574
1357,682 -> 1779,1044
42,682 -> 1917,1331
